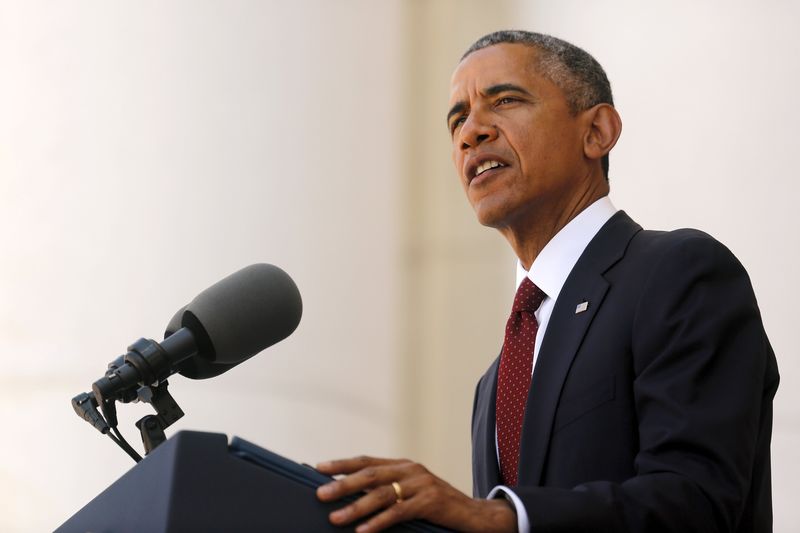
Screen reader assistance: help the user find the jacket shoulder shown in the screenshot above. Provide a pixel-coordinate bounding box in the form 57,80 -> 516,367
628,226 -> 746,273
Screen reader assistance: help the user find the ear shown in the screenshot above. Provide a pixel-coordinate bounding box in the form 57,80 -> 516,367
582,103 -> 622,162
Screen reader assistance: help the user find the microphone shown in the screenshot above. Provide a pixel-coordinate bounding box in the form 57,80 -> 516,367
91,264 -> 302,403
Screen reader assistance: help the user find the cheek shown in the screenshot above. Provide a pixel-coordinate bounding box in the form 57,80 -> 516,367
452,151 -> 467,186
516,127 -> 574,175
506,127 -> 536,165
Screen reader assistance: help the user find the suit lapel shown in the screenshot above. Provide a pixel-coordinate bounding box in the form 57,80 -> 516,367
517,211 -> 642,486
472,356 -> 501,497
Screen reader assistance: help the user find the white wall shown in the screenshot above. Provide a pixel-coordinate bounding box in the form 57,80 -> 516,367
0,1 -> 405,531
515,1 -> 800,531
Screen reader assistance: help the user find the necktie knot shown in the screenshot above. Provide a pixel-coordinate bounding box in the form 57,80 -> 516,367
512,277 -> 546,314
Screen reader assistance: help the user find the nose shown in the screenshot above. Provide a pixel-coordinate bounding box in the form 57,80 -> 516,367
458,109 -> 497,150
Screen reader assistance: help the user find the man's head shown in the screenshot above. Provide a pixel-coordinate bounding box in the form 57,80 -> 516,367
463,31 -> 614,179
448,31 -> 621,232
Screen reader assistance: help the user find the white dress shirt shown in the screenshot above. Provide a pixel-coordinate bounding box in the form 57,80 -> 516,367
487,196 -> 618,533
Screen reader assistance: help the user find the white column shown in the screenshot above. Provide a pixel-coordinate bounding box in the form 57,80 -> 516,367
0,1 -> 405,530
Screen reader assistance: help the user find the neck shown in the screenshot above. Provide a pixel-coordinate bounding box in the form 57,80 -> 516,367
499,181 -> 609,270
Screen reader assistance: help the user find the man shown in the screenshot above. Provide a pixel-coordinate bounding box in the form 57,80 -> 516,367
316,31 -> 778,533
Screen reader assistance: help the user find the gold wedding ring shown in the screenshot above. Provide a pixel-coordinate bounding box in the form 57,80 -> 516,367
391,481 -> 404,503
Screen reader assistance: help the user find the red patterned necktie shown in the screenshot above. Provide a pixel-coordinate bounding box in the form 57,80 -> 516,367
496,277 -> 546,486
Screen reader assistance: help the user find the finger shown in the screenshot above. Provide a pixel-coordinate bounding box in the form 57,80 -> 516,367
328,484 -> 398,526
333,474 -> 433,530
354,499 -> 414,533
316,456 -> 397,475
353,473 -> 456,532
318,463 -> 404,501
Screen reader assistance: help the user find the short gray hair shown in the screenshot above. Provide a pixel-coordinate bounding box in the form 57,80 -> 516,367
462,30 -> 614,178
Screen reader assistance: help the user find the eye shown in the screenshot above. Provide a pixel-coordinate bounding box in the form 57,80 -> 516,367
450,115 -> 467,134
496,96 -> 517,106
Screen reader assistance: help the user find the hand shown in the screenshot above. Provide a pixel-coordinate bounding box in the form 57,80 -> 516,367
315,456 -> 516,533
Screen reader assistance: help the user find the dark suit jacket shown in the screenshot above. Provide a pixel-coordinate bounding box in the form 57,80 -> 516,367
471,211 -> 779,533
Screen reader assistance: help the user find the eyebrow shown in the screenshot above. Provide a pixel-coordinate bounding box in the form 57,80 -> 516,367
446,83 -> 533,126
485,83 -> 532,97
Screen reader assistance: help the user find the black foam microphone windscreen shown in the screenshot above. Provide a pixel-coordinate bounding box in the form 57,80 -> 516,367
168,264 -> 302,379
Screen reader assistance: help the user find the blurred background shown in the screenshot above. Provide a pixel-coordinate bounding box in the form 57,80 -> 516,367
1,1 -> 797,531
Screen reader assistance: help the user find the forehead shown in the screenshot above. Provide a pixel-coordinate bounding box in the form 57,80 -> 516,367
449,43 -> 539,103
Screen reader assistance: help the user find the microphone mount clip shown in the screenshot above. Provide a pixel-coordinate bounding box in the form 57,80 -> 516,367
134,380 -> 184,455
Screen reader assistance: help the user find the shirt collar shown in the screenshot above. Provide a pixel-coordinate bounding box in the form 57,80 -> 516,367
516,196 -> 618,300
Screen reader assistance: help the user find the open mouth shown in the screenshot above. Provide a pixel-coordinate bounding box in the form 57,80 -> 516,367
473,160 -> 507,180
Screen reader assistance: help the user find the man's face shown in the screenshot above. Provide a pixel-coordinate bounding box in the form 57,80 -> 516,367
448,43 -> 591,229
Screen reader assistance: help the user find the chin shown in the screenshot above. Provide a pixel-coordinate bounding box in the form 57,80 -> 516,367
471,200 -> 511,229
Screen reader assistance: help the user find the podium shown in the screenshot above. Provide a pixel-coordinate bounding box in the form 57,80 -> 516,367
57,431 -> 452,532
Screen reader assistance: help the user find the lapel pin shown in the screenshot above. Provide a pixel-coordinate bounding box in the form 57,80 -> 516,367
575,301 -> 589,314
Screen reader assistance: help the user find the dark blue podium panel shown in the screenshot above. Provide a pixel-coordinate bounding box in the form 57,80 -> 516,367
57,431 -> 452,533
